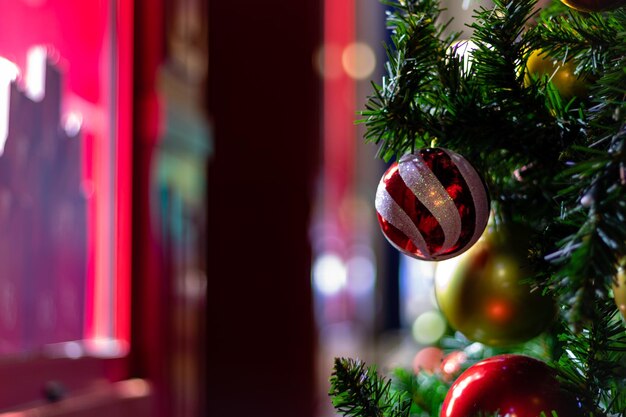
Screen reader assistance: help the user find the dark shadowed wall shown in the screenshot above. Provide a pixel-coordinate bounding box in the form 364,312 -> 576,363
207,1 -> 321,416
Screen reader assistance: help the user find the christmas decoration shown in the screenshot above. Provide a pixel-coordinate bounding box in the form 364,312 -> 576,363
330,0 -> 626,414
440,351 -> 467,381
412,347 -> 444,374
448,40 -> 478,72
613,263 -> 626,321
440,354 -> 584,417
434,224 -> 555,346
525,49 -> 588,100
560,0 -> 626,12
411,310 -> 447,345
375,148 -> 489,261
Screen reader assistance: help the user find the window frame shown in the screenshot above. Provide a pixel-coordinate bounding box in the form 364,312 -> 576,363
0,0 -> 136,411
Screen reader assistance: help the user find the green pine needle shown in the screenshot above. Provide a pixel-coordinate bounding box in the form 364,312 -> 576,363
329,358 -> 411,417
341,0 -> 626,415
391,368 -> 450,417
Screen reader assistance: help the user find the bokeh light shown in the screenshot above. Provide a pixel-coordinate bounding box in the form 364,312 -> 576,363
341,42 -> 376,80
412,310 -> 447,345
312,253 -> 347,296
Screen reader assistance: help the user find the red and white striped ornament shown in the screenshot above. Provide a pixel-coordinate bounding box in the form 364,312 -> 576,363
375,148 -> 489,261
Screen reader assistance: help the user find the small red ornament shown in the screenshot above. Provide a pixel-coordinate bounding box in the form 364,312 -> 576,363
375,148 -> 489,261
440,350 -> 468,381
412,346 -> 444,375
440,355 -> 584,417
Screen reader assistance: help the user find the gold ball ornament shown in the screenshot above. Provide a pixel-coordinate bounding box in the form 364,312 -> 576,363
560,0 -> 626,12
525,50 -> 589,100
613,264 -> 626,321
434,224 -> 556,346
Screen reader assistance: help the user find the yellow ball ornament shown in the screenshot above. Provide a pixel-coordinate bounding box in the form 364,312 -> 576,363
560,0 -> 626,12
434,224 -> 556,346
613,264 -> 626,321
525,50 -> 589,100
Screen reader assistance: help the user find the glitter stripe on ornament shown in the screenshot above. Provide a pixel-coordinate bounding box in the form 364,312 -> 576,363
443,149 -> 490,250
399,153 -> 462,255
423,149 -> 475,254
384,163 -> 445,253
375,184 -> 432,259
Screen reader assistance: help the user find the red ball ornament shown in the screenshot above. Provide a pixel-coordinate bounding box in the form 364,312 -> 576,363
440,350 -> 468,381
440,355 -> 584,417
412,346 -> 444,375
375,148 -> 489,261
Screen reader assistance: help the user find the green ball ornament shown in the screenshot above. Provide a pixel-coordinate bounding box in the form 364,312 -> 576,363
434,224 -> 555,346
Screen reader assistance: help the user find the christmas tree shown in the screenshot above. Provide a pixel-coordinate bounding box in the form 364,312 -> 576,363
329,0 -> 626,416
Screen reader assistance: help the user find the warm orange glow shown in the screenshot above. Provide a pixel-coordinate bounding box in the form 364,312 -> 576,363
314,43 -> 343,80
116,379 -> 152,398
442,351 -> 468,376
341,42 -> 376,80
486,299 -> 513,322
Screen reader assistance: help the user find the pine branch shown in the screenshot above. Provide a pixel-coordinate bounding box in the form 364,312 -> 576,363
554,302 -> 626,416
545,127 -> 626,327
470,0 -> 538,95
345,1 -> 626,415
532,9 -> 626,136
330,358 -> 412,417
466,0 -> 566,153
361,0 -> 456,161
392,368 -> 449,417
533,9 -> 626,74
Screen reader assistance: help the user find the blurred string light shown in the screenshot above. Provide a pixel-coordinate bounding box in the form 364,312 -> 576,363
314,41 -> 377,81
345,249 -> 376,297
312,253 -> 347,296
341,42 -> 376,80
314,43 -> 343,80
412,310 -> 447,345
312,249 -> 377,298
400,257 -> 437,323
